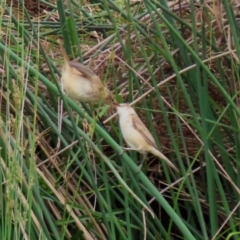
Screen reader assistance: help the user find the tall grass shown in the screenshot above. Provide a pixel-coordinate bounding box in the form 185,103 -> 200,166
0,0 -> 239,239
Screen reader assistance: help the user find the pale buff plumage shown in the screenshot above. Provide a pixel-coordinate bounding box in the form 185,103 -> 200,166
58,40 -> 115,104
116,103 -> 178,172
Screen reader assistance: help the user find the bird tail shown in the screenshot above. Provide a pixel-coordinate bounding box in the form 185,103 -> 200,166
150,147 -> 178,172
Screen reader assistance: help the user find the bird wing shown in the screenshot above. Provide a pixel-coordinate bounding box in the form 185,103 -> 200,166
68,61 -> 103,86
132,113 -> 158,149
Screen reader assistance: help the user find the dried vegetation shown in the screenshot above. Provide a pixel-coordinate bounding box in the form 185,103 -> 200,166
1,0 -> 240,239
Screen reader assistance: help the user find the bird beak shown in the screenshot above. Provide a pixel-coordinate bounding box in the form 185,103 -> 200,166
112,102 -> 119,109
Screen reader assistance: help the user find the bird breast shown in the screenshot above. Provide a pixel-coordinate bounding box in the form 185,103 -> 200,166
119,113 -> 146,153
62,71 -> 101,102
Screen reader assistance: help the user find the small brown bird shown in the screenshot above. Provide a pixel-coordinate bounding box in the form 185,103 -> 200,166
115,103 -> 178,172
58,40 -> 115,104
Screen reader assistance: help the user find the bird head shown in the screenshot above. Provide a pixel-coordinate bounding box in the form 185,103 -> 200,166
101,88 -> 116,105
114,103 -> 136,116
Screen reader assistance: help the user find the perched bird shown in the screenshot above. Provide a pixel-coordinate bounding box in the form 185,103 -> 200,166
115,103 -> 178,172
57,40 -> 115,104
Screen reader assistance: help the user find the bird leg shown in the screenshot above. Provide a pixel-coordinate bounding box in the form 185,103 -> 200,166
118,148 -> 146,171
123,147 -> 140,151
118,147 -> 137,155
138,154 -> 147,170
118,147 -> 139,155
118,147 -> 134,155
